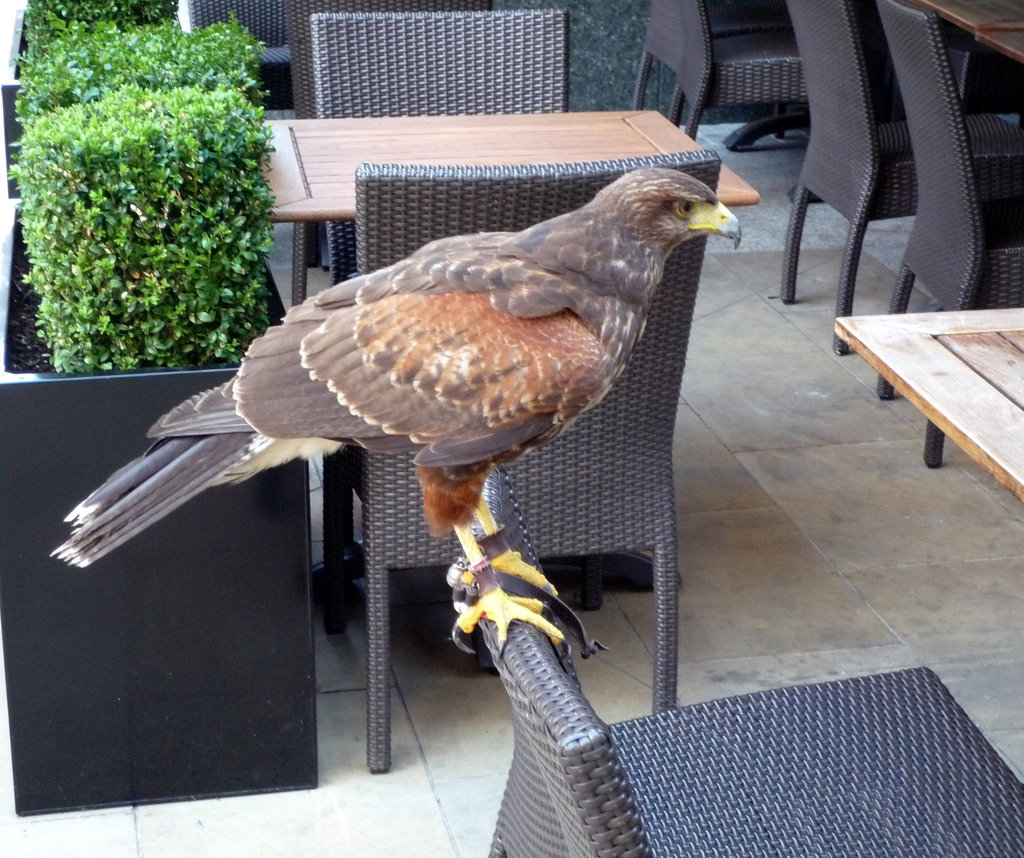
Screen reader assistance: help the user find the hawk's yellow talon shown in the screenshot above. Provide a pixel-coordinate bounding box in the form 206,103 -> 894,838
490,549 -> 558,596
456,587 -> 564,645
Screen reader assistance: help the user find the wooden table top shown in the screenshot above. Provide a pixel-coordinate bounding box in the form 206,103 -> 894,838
901,0 -> 1024,34
836,309 -> 1024,501
266,111 -> 760,223
977,26 -> 1024,61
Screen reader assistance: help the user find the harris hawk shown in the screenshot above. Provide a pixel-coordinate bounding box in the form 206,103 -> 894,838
54,167 -> 740,646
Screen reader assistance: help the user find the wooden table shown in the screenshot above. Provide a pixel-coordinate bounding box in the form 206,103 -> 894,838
977,26 -> 1024,61
266,110 -> 760,223
902,0 -> 1024,34
836,309 -> 1024,501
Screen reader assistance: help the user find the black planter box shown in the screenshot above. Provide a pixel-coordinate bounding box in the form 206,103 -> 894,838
0,203 -> 317,814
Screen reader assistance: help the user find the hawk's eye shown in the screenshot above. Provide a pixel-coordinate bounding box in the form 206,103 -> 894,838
676,201 -> 693,216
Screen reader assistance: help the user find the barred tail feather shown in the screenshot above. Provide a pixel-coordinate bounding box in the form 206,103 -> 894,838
54,433 -> 265,568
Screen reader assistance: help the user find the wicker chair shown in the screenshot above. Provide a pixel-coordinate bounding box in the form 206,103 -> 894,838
633,0 -> 807,148
876,0 -> 1024,469
780,0 -> 917,355
781,0 -> 1024,356
281,0 -> 493,305
486,621 -> 1024,856
310,8 -> 568,284
470,464 -> 1024,856
283,0 -> 492,120
187,0 -> 292,110
344,152 -> 721,772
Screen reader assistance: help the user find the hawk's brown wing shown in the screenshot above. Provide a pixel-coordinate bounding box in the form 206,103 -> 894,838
300,291 -> 609,466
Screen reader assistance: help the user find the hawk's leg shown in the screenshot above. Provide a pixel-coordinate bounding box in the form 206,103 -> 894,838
472,498 -> 557,596
450,503 -> 563,648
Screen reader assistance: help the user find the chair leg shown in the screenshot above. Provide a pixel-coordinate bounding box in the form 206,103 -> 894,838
651,539 -> 679,714
682,85 -> 708,139
832,213 -> 870,355
780,184 -> 810,304
365,548 -> 392,773
321,451 -> 349,634
670,85 -> 688,130
877,265 -> 916,400
633,52 -> 653,110
579,555 -> 604,611
291,221 -> 313,306
924,420 -> 947,468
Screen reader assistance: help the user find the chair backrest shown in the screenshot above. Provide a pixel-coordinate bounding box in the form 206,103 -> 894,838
188,0 -> 288,45
473,467 -> 649,857
642,0 -> 710,81
785,0 -> 882,216
484,619 -> 650,858
283,0 -> 493,118
352,149 -> 719,582
310,9 -> 568,119
877,0 -> 983,307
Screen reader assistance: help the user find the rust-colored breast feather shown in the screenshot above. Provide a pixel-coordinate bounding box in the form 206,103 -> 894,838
300,291 -> 607,466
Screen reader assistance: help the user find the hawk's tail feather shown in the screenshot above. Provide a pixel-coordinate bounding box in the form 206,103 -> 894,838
54,433 -> 262,568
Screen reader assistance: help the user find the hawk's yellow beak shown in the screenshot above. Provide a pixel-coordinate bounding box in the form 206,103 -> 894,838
690,201 -> 742,249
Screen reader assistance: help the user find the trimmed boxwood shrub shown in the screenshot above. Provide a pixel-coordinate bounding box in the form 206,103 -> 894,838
17,19 -> 265,120
12,84 -> 275,373
23,0 -> 178,46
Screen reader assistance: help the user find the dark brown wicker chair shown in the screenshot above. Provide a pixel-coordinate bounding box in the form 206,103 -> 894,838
281,0 -> 492,304
633,0 -> 806,148
876,0 -> 1024,469
344,152 -> 721,772
781,0 -> 1024,355
473,466 -> 1024,857
310,8 -> 568,284
780,0 -> 917,355
486,621 -> 1024,857
187,0 -> 292,110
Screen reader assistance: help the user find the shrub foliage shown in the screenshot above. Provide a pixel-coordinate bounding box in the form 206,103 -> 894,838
23,0 -> 179,45
13,85 -> 275,373
17,19 -> 265,119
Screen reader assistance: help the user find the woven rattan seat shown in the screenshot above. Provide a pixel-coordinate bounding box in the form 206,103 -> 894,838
781,0 -> 1024,355
877,0 -> 1024,469
487,619 -> 1024,856
468,467 -> 1024,856
633,0 -> 806,146
187,0 -> 292,109
336,153 -> 721,772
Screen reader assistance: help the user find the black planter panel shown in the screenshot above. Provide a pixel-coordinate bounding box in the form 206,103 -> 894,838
0,366 -> 316,814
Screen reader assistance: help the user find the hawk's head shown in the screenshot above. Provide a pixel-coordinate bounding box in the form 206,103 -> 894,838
594,167 -> 742,251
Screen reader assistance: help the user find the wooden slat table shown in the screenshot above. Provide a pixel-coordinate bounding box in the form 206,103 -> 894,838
977,26 -> 1024,61
901,0 -> 1024,34
266,110 -> 760,223
836,310 -> 1024,501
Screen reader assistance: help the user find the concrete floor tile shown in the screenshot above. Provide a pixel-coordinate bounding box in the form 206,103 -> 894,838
675,644 -> 921,705
926,653 -> 1024,742
0,812 -> 137,858
688,292 -> 820,360
683,348 -> 919,453
990,731 -> 1024,781
739,442 -> 1024,570
618,507 -> 897,665
693,256 -> 757,318
844,558 -> 1024,657
137,690 -> 455,858
673,401 -> 775,513
433,776 -> 506,858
